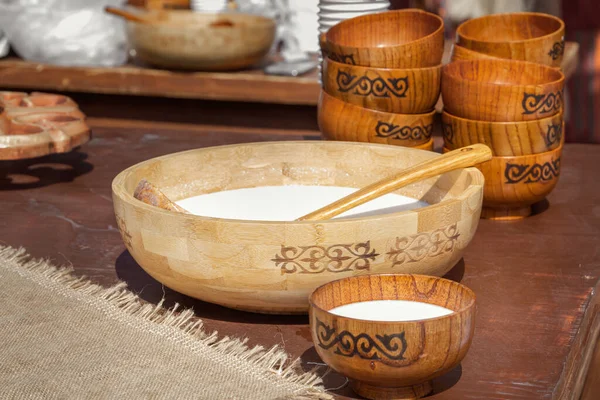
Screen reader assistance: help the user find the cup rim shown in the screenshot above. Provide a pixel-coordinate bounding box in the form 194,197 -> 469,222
441,109 -> 564,126
309,273 -> 476,324
324,55 -> 442,73
456,11 -> 565,45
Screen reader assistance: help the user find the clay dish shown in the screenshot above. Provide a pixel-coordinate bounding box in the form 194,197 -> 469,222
444,134 -> 563,220
442,110 -> 563,156
127,10 -> 276,71
310,274 -> 476,399
318,90 -> 435,147
112,141 -> 484,314
323,9 -> 444,68
441,59 -> 564,122
322,57 -> 441,114
456,12 -> 565,67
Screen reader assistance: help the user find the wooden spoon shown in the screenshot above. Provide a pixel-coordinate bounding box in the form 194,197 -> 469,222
134,144 -> 492,220
296,144 -> 492,221
105,7 -> 150,24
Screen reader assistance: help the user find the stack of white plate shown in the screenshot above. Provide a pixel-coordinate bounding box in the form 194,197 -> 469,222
190,0 -> 228,12
318,0 -> 390,33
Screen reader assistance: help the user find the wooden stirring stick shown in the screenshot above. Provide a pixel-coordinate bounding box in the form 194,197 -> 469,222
296,144 -> 492,221
105,7 -> 150,23
134,179 -> 189,213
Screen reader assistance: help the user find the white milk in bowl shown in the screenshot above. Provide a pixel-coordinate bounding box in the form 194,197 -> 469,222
329,300 -> 454,322
176,185 -> 428,221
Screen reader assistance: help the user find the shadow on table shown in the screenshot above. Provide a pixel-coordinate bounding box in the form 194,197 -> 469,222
0,149 -> 93,190
299,346 -> 463,399
115,251 -> 466,326
114,250 -> 308,325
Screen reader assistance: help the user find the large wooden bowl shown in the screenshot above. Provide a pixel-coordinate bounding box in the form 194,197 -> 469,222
310,274 -> 476,399
442,111 -> 563,156
456,12 -> 565,67
322,57 -> 441,114
444,140 -> 563,220
127,10 -> 276,71
441,59 -> 564,122
112,141 -> 484,314
323,9 -> 444,68
318,90 -> 435,147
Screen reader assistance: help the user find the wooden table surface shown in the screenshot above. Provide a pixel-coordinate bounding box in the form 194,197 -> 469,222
0,42 -> 579,106
1,118 -> 598,399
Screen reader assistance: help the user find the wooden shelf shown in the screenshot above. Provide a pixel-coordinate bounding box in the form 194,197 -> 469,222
0,42 -> 578,106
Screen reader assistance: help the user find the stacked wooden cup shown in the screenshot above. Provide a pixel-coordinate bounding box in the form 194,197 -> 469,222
441,12 -> 566,220
318,9 -> 444,150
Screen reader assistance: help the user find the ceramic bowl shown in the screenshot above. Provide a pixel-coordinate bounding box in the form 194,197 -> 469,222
441,59 -> 564,122
323,9 -> 444,68
322,57 -> 441,113
456,12 -> 565,67
318,90 -> 435,146
309,274 -> 476,399
444,138 -> 563,220
127,10 -> 276,71
442,111 -> 563,156
112,141 -> 484,314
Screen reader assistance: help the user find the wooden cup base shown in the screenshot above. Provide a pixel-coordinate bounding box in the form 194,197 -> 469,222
481,206 -> 532,220
351,380 -> 433,400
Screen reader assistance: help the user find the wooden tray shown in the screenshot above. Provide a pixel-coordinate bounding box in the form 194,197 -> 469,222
0,92 -> 91,160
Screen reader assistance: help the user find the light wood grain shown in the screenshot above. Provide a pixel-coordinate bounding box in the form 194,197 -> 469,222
318,91 -> 435,146
322,57 -> 441,114
323,9 -> 444,68
441,59 -> 565,122
456,12 -> 565,67
298,144 -> 492,221
309,274 -> 476,399
442,110 -> 563,156
112,141 -> 484,314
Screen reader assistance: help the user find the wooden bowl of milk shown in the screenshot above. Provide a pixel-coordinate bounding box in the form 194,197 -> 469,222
112,141 -> 484,314
309,274 -> 476,399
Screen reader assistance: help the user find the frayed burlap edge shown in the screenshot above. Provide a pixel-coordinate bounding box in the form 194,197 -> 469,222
0,245 -> 332,400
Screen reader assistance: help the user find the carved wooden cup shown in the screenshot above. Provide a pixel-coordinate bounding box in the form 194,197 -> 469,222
310,274 -> 476,400
456,12 -> 565,67
441,59 -> 564,122
318,90 -> 435,147
112,141 -> 484,314
323,9 -> 444,68
322,57 -> 442,114
449,44 -> 500,63
444,135 -> 563,220
442,110 -> 564,156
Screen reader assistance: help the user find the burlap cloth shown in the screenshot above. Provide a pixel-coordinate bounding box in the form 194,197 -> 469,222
0,246 -> 331,399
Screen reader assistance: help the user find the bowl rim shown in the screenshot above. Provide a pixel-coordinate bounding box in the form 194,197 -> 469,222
325,9 -> 444,51
442,59 -> 565,87
112,141 -> 484,225
127,9 -> 277,29
324,56 -> 443,73
441,109 -> 564,126
442,127 -> 564,160
308,273 -> 476,324
456,11 -> 565,45
321,89 -> 438,118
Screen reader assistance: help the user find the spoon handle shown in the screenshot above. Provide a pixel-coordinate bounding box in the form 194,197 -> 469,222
105,7 -> 149,23
296,144 -> 492,221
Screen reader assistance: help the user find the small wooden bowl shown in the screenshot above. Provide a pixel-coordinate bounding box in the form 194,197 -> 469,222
450,44 -> 500,62
443,139 -> 563,220
442,111 -> 563,156
456,12 -> 565,67
318,90 -> 435,147
113,141 -> 484,314
412,137 -> 434,151
323,57 -> 441,114
127,10 -> 276,71
441,59 -> 564,122
323,9 -> 444,68
310,274 -> 476,399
